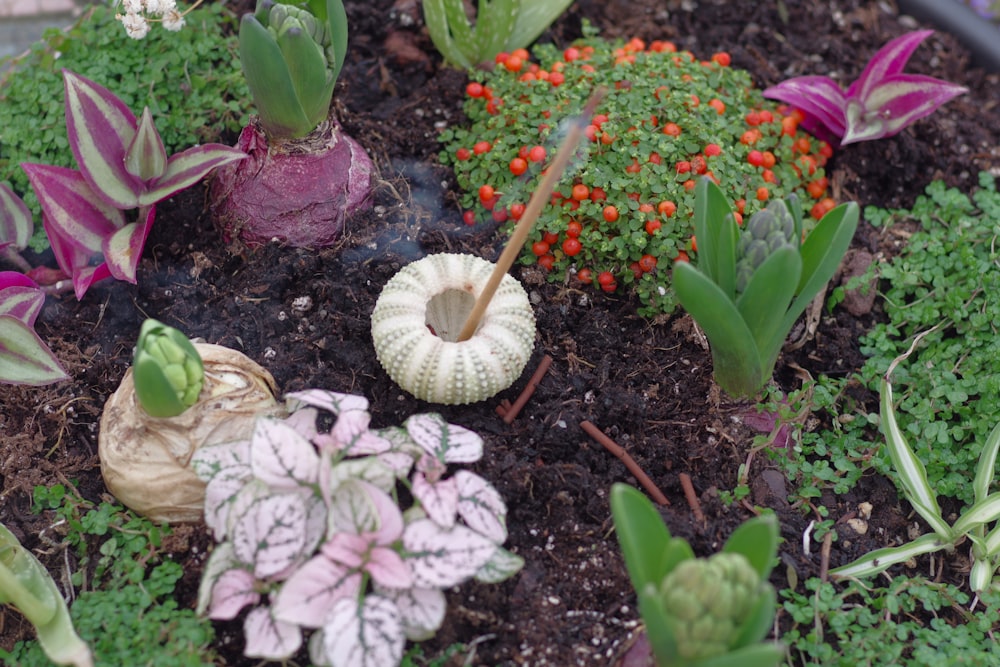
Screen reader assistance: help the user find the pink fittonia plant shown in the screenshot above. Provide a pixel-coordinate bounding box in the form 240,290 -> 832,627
191,390 -> 522,666
21,70 -> 246,299
763,30 -> 968,146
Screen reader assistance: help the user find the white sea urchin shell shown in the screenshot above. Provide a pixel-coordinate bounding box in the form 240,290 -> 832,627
371,253 -> 536,405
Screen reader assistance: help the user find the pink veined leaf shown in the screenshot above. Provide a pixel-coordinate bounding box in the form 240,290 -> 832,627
250,416 -> 320,488
243,606 -> 302,660
405,413 -> 483,464
102,204 -> 155,283
329,479 -> 405,537
455,470 -> 508,543
62,69 -> 143,209
322,531 -> 369,569
0,314 -> 70,385
286,388 -> 369,418
232,493 -> 310,579
282,406 -> 321,443
125,107 -> 167,182
0,183 -> 32,250
377,586 -> 447,641
190,438 -> 252,484
207,568 -> 260,620
412,471 -> 458,529
202,472 -> 251,541
315,596 -> 404,667
364,546 -> 412,590
327,457 -> 398,499
271,553 -> 362,628
403,519 -> 498,588
196,542 -> 238,615
847,30 -> 934,101
0,284 -> 44,325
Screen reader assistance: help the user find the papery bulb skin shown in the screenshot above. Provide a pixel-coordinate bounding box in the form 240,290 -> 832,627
208,116 -> 374,249
100,344 -> 284,523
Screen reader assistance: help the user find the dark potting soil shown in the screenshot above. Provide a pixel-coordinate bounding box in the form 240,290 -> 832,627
1,0 -> 998,665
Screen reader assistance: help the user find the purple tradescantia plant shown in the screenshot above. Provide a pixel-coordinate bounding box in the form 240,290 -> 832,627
21,70 -> 247,299
191,391 -> 522,667
763,30 -> 968,146
0,271 -> 69,385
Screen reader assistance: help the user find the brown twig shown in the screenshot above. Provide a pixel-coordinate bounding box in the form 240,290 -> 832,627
678,472 -> 704,523
580,420 -> 669,506
457,90 -> 605,342
496,355 -> 553,423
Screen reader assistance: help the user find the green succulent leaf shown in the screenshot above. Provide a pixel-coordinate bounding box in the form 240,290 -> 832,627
422,0 -> 477,69
0,523 -> 92,667
692,178 -> 739,300
722,514 -> 780,580
239,13 -> 314,138
274,22 -> 335,129
132,318 -> 204,418
694,641 -> 786,667
476,0 -> 519,62
323,0 -> 348,84
637,585 -> 680,664
610,483 -> 672,590
735,246 -> 801,373
506,0 -> 574,52
673,261 -> 764,397
781,201 -> 859,336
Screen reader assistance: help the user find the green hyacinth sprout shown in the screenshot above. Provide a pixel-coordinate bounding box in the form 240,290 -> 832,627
132,319 -> 204,418
239,0 -> 348,140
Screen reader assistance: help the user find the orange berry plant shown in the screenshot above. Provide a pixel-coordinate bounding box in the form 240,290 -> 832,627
439,29 -> 835,316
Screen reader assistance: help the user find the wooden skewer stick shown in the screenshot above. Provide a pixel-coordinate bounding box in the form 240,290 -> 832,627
456,89 -> 606,342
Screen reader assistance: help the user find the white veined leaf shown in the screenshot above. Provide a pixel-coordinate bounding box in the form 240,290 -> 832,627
286,388 -> 369,418
196,542 -> 237,615
271,554 -> 362,629
250,416 -> 320,488
412,472 -> 458,529
405,413 -> 483,464
373,425 -> 424,461
243,606 -> 302,660
316,596 -> 404,667
329,479 -> 403,537
233,493 -> 310,579
303,492 -> 328,555
224,479 -> 271,542
282,406 -> 321,443
377,585 -> 446,641
203,466 -> 257,541
376,451 -> 417,480
474,545 -> 524,584
207,567 -> 260,620
328,457 -> 397,497
403,519 -> 497,588
191,438 -> 251,483
455,470 -> 508,543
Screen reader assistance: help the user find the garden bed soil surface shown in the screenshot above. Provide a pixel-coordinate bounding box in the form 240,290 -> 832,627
2,0 -> 999,664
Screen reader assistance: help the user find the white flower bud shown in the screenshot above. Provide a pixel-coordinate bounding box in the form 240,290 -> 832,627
121,12 -> 150,39
162,9 -> 185,31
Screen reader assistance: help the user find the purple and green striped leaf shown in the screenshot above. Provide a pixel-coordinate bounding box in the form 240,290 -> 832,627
63,70 -> 143,208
